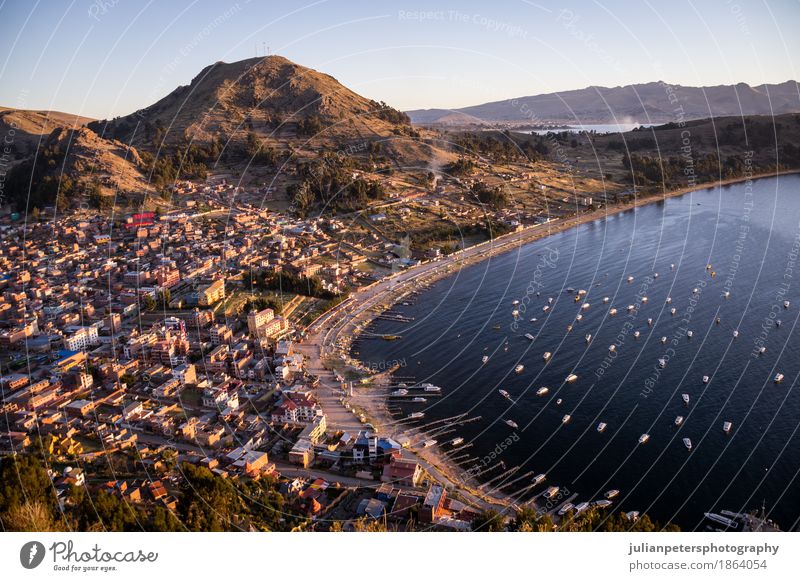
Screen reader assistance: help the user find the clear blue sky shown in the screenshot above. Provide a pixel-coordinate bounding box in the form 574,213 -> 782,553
1,0 -> 798,119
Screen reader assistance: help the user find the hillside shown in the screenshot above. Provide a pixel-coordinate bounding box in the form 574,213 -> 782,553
3,125 -> 155,213
0,107 -> 94,160
408,80 -> 800,125
3,56 -> 459,216
89,56 -> 443,169
503,113 -> 800,190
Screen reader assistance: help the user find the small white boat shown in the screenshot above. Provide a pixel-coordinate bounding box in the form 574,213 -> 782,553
512,300 -> 520,306
499,389 -> 511,400
723,421 -> 733,433
532,474 -> 546,485
627,304 -> 635,311
608,344 -> 616,352
675,415 -> 684,426
723,291 -> 730,299
661,336 -> 667,343
658,358 -> 667,368
574,501 -> 590,514
391,388 -> 409,396
683,438 -> 692,451
733,330 -> 739,338
775,373 -> 784,383
670,307 -> 677,315
605,489 -> 619,499
512,309 -> 520,317
505,419 -> 519,429
556,398 -> 563,405
543,305 -> 550,312
759,346 -> 767,354
423,384 -> 441,392
585,333 -> 592,343
576,314 -> 583,321
558,503 -> 574,516
702,375 -> 710,384
693,287 -> 699,294
422,439 -> 437,448
687,330 -> 693,338
682,393 -> 690,404
548,297 -> 554,304
647,318 -> 653,326
642,296 -> 648,303
638,433 -> 650,444
653,272 -> 659,278
451,437 -> 464,446
666,297 -> 672,304
776,319 -> 782,327
515,364 -> 525,373
530,317 -> 538,322
562,414 -> 571,424
543,351 -> 552,361
594,500 -> 613,508
565,373 -> 578,382
597,422 -> 607,433
536,386 -> 550,396
581,303 -> 590,310
624,511 -> 640,521
411,397 -> 427,403
408,412 -> 425,419
784,300 -> 790,309
525,333 -> 535,341
603,296 -> 610,303
634,330 -> 640,338
482,355 -> 489,364
543,486 -> 559,499
627,276 -> 634,283
609,308 -> 618,316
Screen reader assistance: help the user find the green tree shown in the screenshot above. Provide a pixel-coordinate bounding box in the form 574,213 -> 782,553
471,509 -> 506,531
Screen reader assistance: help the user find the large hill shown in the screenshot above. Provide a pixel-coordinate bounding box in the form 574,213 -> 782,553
3,56 -> 452,215
89,55 -> 440,167
408,80 -> 800,125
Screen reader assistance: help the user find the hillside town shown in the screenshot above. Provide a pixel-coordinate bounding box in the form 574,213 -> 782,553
0,172 -> 537,531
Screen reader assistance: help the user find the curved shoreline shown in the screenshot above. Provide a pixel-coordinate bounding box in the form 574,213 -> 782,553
298,169 -> 799,511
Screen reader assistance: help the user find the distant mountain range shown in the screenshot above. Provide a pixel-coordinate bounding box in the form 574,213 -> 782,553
407,80 -> 800,125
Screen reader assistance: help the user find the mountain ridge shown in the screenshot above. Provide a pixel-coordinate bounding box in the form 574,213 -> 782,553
407,80 -> 800,125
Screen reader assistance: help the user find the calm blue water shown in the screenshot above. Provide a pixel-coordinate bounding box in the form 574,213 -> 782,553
528,122 -> 652,134
355,175 -> 800,530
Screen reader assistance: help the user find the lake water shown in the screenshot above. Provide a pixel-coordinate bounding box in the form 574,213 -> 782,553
528,123 -> 652,134
355,174 -> 800,530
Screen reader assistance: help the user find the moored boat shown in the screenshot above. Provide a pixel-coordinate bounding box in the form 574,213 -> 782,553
683,438 -> 692,451
536,386 -> 550,396
639,433 -> 650,444
597,422 -> 607,433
